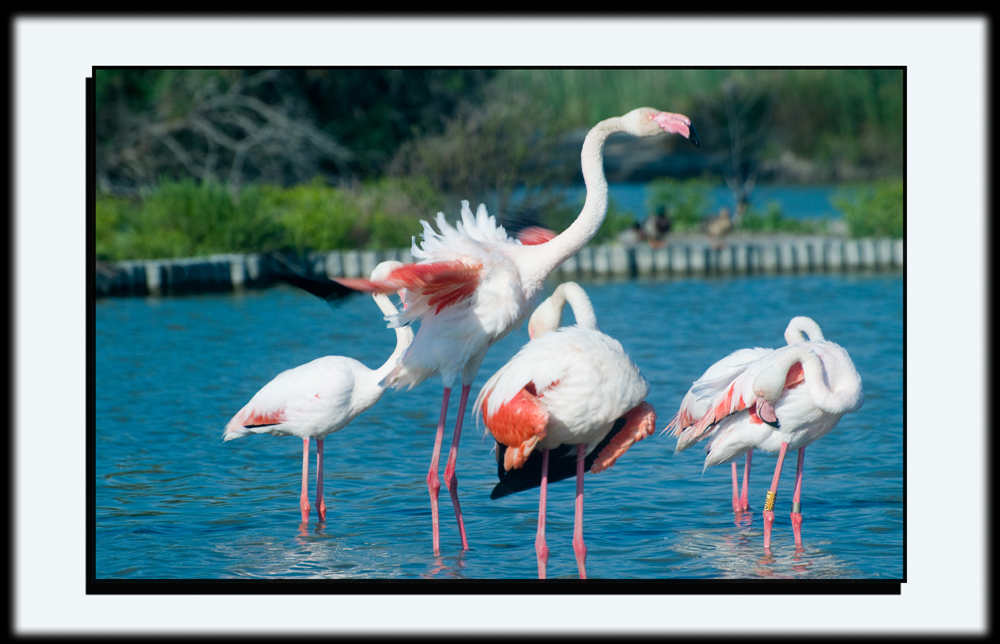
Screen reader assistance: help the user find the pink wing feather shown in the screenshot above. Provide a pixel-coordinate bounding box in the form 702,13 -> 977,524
335,260 -> 482,315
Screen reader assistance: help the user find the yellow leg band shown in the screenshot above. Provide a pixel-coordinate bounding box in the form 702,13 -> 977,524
764,490 -> 777,512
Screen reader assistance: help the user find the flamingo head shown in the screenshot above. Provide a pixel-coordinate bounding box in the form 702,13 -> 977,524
621,107 -> 699,146
752,362 -> 789,428
527,294 -> 564,340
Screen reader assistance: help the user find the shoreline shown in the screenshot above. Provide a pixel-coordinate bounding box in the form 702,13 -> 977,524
95,234 -> 903,298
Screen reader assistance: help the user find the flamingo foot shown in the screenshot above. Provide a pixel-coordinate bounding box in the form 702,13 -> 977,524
763,510 -> 775,549
317,500 -> 327,523
791,512 -> 803,546
300,498 -> 310,523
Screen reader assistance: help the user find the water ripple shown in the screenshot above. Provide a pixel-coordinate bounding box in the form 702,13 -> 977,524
96,275 -> 903,579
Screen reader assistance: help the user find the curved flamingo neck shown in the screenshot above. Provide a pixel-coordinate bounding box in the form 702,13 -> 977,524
784,316 -> 825,344
555,282 -> 599,330
519,117 -> 623,283
761,345 -> 861,416
372,292 -> 414,382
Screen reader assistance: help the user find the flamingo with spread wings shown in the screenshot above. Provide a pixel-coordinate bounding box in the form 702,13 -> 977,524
336,107 -> 697,554
477,282 -> 656,578
223,261 -> 413,523
666,317 -> 863,548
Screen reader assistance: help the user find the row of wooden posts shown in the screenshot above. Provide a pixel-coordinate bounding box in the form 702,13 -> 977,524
95,237 -> 904,298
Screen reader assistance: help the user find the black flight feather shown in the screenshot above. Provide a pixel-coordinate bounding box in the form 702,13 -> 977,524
490,416 -> 628,500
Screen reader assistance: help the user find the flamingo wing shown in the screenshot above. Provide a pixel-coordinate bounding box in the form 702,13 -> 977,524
515,226 -> 556,246
490,416 -> 624,500
483,382 -> 551,471
590,401 -> 657,473
223,357 -> 360,441
490,401 -> 656,498
271,267 -> 358,306
336,260 -> 482,317
668,347 -> 774,450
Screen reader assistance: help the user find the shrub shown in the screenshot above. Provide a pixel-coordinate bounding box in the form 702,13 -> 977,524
832,178 -> 903,238
94,177 -> 449,260
737,202 -> 823,234
95,181 -> 284,260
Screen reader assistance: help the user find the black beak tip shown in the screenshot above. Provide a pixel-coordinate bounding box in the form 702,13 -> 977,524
688,124 -> 700,147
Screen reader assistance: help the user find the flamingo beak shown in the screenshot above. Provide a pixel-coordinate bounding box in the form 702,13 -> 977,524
756,397 -> 780,428
687,123 -> 700,147
652,112 -> 700,147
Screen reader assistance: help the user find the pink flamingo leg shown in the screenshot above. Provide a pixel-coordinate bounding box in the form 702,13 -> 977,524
443,384 -> 471,551
427,388 -> 451,555
763,442 -> 789,549
300,437 -> 310,522
740,450 -> 753,511
315,437 -> 327,522
536,449 -> 550,579
731,462 -> 741,512
791,447 -> 806,545
572,444 -> 588,579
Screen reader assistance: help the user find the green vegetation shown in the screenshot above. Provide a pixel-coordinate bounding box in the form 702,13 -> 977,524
737,203 -> 826,235
94,69 -> 904,259
832,178 -> 904,238
96,178 -> 446,261
646,177 -> 717,232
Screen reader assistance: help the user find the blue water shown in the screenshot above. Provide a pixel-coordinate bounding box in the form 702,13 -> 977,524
95,272 -> 903,580
514,183 -> 847,220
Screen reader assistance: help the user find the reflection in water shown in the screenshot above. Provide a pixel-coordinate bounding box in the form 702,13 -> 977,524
673,525 -> 858,579
96,275 -> 902,579
423,551 -> 467,579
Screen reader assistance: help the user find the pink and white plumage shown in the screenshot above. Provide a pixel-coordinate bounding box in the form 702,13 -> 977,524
666,317 -> 824,512
223,261 -> 413,523
334,107 -> 697,554
666,316 -> 863,548
477,282 -> 656,578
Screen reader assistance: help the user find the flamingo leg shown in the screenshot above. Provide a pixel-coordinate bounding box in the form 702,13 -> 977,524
536,449 -> 550,579
791,447 -> 806,545
427,387 -> 451,555
315,437 -> 327,522
443,384 -> 471,551
572,443 -> 588,579
740,450 -> 753,511
300,437 -> 310,522
763,442 -> 789,549
731,462 -> 741,512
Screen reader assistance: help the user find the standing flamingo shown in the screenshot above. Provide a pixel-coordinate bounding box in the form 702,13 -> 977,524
666,317 -> 863,548
477,282 -> 656,578
223,261 -> 413,523
335,107 -> 697,553
666,316 -> 825,513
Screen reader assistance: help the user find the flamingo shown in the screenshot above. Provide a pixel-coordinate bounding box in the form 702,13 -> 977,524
223,260 -> 413,523
476,282 -> 656,578
335,107 -> 697,554
666,316 -> 863,548
667,316 -> 825,513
